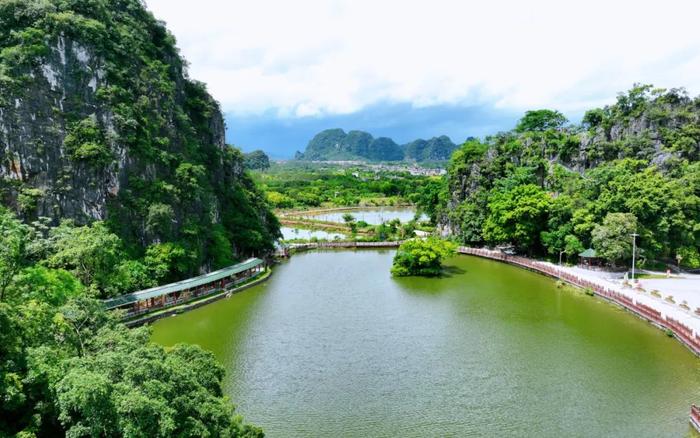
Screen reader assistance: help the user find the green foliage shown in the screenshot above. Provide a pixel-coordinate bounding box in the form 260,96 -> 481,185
54,327 -> 257,437
209,224 -> 235,269
444,85 -> 700,268
145,202 -> 175,238
266,191 -> 295,208
17,187 -> 43,214
44,220 -> 122,292
106,260 -> 156,297
515,109 -> 567,132
582,108 -> 606,129
0,0 -> 280,274
0,207 -> 28,300
63,116 -> 112,164
243,149 -> 271,170
391,238 -> 456,277
591,213 -> 638,265
254,162 -> 441,220
9,266 -> 83,306
143,242 -> 191,284
483,184 -> 551,251
0,207 -> 261,436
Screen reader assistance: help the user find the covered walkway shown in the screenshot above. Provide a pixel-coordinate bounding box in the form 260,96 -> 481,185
104,258 -> 265,317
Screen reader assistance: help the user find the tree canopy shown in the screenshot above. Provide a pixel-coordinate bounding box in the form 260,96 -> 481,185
0,207 -> 263,437
391,238 -> 456,277
442,85 -> 700,268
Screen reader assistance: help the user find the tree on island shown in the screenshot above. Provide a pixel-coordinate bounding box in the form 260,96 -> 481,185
391,238 -> 456,277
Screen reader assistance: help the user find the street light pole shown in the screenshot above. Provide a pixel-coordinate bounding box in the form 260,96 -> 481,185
559,250 -> 566,266
630,233 -> 639,281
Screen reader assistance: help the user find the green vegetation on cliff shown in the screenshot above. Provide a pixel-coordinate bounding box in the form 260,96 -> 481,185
0,0 -> 280,277
296,128 -> 457,162
243,150 -> 271,170
0,1 -> 275,435
443,85 -> 700,268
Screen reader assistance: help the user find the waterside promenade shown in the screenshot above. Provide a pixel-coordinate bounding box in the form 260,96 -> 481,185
458,247 -> 700,356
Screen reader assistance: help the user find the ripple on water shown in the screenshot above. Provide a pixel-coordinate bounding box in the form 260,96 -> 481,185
152,250 -> 700,437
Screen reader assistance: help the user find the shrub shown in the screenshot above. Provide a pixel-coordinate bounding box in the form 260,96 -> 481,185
63,116 -> 112,165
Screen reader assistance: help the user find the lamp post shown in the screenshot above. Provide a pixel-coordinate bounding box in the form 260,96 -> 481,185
559,250 -> 566,266
630,233 -> 639,281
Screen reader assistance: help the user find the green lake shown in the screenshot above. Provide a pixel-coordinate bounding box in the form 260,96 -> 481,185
151,250 -> 700,437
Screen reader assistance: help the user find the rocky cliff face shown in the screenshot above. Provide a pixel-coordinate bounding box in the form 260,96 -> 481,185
2,35 -> 121,221
0,0 -> 278,262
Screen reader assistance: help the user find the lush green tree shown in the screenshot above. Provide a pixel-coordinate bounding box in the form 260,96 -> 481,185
243,150 -> 271,170
144,242 -> 192,284
0,207 -> 28,300
266,191 -> 295,209
145,203 -> 176,239
515,109 -> 567,132
591,213 -> 638,266
391,238 -> 456,277
482,184 -> 552,251
442,85 -> 700,268
341,213 -> 358,234
53,326 -> 262,437
8,266 -> 83,306
44,221 -> 123,293
106,260 -> 156,297
209,224 -> 235,269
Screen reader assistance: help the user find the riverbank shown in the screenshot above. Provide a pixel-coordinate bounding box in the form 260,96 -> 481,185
152,249 -> 700,437
458,247 -> 700,357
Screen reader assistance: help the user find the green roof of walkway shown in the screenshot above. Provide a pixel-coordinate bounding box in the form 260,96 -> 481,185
103,258 -> 263,309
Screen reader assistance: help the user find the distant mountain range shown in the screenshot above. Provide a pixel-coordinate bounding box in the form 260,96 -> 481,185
294,129 -> 459,162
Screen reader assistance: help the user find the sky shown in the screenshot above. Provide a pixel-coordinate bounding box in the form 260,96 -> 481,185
145,0 -> 700,158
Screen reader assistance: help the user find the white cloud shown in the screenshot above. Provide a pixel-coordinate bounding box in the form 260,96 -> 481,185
145,0 -> 700,117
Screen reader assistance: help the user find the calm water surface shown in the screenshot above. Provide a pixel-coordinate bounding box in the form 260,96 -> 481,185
280,226 -> 345,241
302,207 -> 424,224
152,251 -> 700,437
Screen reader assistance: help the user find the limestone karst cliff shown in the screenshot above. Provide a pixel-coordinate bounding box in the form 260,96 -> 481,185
0,0 -> 279,264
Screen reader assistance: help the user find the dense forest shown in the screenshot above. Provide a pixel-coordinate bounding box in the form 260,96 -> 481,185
295,128 -> 457,162
441,85 -> 700,269
0,0 -> 273,435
